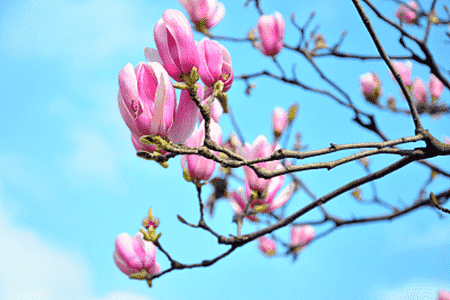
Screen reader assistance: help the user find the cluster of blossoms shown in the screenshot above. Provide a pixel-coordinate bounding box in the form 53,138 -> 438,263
115,1 -> 305,279
258,225 -> 315,257
359,60 -> 444,106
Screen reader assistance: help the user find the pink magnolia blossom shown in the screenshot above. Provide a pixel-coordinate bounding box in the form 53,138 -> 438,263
154,9 -> 200,81
118,62 -> 200,149
181,120 -> 223,182
290,225 -> 315,249
229,176 -> 294,221
197,38 -> 233,98
113,232 -> 161,276
391,61 -> 412,87
395,1 -> 419,24
258,236 -> 276,257
429,74 -> 444,100
412,78 -> 427,104
257,12 -> 285,56
272,107 -> 288,138
238,135 -> 279,193
438,291 -> 450,300
359,72 -> 382,104
444,136 -> 450,145
178,0 -> 225,29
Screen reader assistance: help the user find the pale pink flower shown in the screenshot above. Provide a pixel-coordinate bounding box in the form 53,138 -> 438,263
359,72 -> 382,104
229,174 -> 294,221
178,0 -> 225,29
395,1 -> 419,24
257,12 -> 285,56
391,61 -> 412,87
444,136 -> 450,145
238,135 -> 279,193
412,78 -> 427,104
118,62 -> 200,148
272,107 -> 288,138
113,232 -> 161,276
438,290 -> 450,300
429,74 -> 444,101
154,9 -> 200,81
197,38 -> 233,98
258,236 -> 276,256
181,120 -> 223,181
290,225 -> 315,248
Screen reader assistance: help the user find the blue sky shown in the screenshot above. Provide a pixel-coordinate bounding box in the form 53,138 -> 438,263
1,0 -> 450,299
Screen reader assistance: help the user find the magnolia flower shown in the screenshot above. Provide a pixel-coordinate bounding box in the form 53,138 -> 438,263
154,9 -> 200,81
257,12 -> 285,56
391,61 -> 412,87
272,107 -> 288,138
359,72 -> 382,104
290,225 -> 315,253
181,120 -> 223,182
238,135 -> 279,193
438,290 -> 450,300
118,62 -> 200,149
429,74 -> 444,101
395,1 -> 419,24
197,38 -> 233,98
178,0 -> 225,30
113,232 -> 161,276
229,176 -> 295,221
258,236 -> 276,256
412,78 -> 426,104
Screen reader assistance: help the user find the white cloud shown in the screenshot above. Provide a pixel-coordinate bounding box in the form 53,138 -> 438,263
0,183 -> 154,300
372,279 -> 450,300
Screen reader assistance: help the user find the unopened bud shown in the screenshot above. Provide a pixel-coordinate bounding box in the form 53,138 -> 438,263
288,103 -> 299,123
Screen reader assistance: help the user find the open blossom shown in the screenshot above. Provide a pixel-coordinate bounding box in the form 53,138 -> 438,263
228,175 -> 295,221
359,72 -> 382,104
290,225 -> 315,249
395,1 -> 418,24
391,61 -> 412,87
118,62 -> 199,150
272,107 -> 288,138
197,38 -> 233,98
412,78 -> 426,104
438,291 -> 450,300
178,0 -> 225,29
154,9 -> 200,81
258,236 -> 276,256
113,232 -> 160,276
257,12 -> 285,56
429,74 -> 444,101
238,135 -> 279,193
181,120 -> 223,182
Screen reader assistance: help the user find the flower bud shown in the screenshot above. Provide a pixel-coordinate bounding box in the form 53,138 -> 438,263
412,78 -> 426,105
258,236 -> 276,257
272,107 -> 288,139
395,1 -> 419,24
113,232 -> 160,276
178,0 -> 225,31
256,12 -> 285,56
290,225 -> 315,253
359,72 -> 382,104
429,74 -> 444,102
